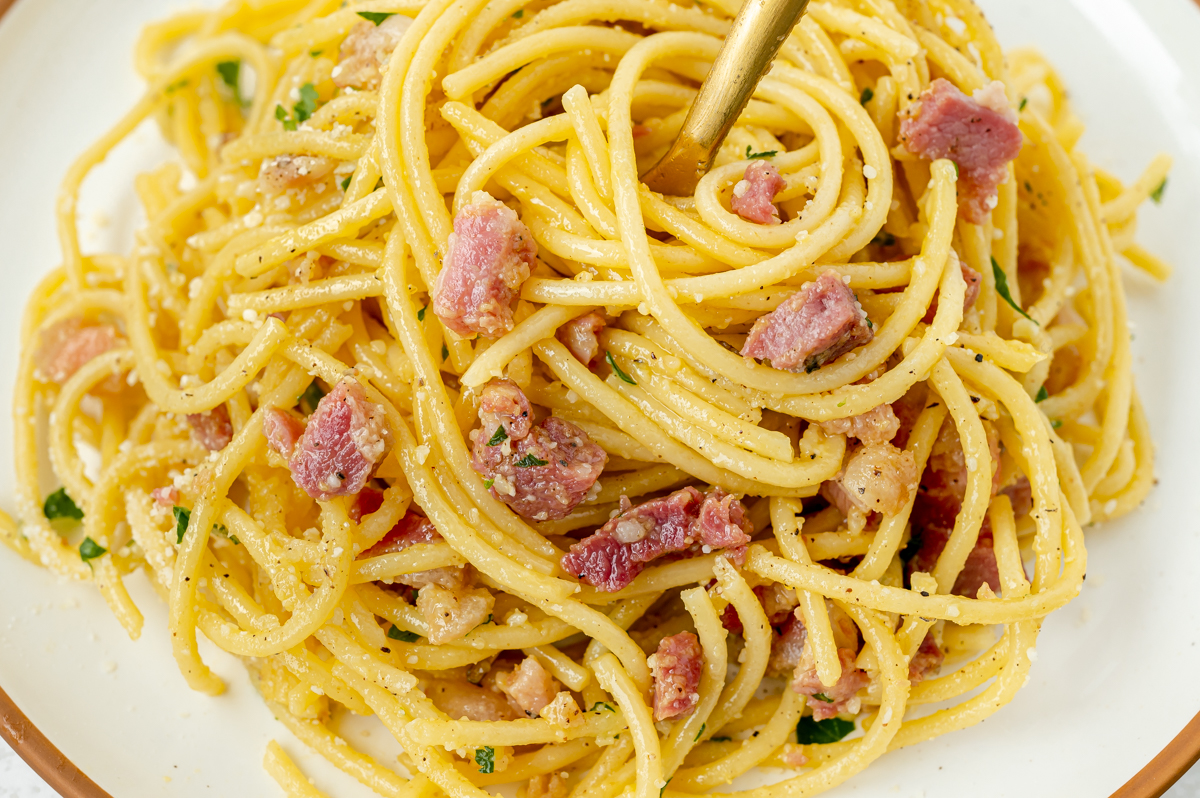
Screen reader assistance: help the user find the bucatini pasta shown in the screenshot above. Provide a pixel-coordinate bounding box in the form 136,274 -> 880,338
3,0 -> 1169,795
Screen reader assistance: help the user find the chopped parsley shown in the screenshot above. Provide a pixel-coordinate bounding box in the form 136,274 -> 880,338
589,701 -> 616,712
1051,419 -> 1063,429
487,426 -> 509,446
859,86 -> 874,105
811,692 -> 833,703
606,351 -> 636,385
1151,178 -> 1167,204
417,304 -> 427,321
275,104 -> 295,131
299,380 -> 326,415
483,478 -> 495,489
475,746 -> 495,774
216,60 -> 242,103
43,487 -> 83,521
694,723 -> 706,742
173,506 -> 191,544
512,8 -> 524,17
441,344 -> 449,361
871,231 -> 896,247
164,78 -> 189,94
795,715 -> 855,745
340,174 -> 352,192
1018,96 -> 1028,112
660,777 -> 672,797
514,454 -> 549,468
951,161 -> 960,179
1035,385 -> 1049,403
275,82 -> 320,131
991,257 -> 1037,324
79,537 -> 106,563
745,146 -> 777,160
387,625 -> 421,642
310,49 -> 324,57
357,11 -> 396,24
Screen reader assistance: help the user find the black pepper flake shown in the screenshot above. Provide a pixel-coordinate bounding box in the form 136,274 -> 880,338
974,353 -> 984,362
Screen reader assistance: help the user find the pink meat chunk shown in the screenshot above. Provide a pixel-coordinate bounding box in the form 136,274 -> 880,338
651,632 -> 704,721
151,486 -> 179,507
263,408 -> 305,459
35,318 -> 122,386
819,403 -> 901,446
922,260 -> 983,324
433,193 -> 537,339
731,160 -> 787,225
908,632 -> 944,685
360,507 -> 465,593
556,311 -> 606,366
793,647 -> 871,721
350,487 -> 385,522
724,583 -> 800,635
470,379 -> 606,521
741,271 -> 873,373
187,405 -> 234,451
271,378 -> 390,501
561,486 -> 752,592
427,679 -> 519,722
493,656 -> 560,718
333,14 -> 413,90
900,79 -> 1023,224
259,155 -> 336,194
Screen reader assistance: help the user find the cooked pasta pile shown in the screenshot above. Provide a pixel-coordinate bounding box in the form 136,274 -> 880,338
2,0 -> 1170,795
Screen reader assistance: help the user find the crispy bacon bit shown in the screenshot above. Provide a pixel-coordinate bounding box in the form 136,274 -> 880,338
561,486 -> 752,592
767,614 -> 808,677
819,404 -> 901,446
793,646 -> 870,721
556,311 -> 606,366
426,679 -> 519,721
263,408 -> 305,459
259,155 -> 336,194
651,632 -> 703,721
493,657 -> 561,718
416,584 -> 494,644
34,318 -> 122,386
833,443 -> 919,517
332,14 -> 413,90
908,632 -> 944,685
922,257 -> 983,323
151,486 -> 179,507
528,773 -> 569,798
741,271 -> 873,373
187,405 -> 233,451
350,486 -> 385,522
433,192 -> 537,339
731,160 -> 787,224
900,79 -> 1023,224
470,379 -> 606,521
359,509 -> 464,589
270,378 -> 390,501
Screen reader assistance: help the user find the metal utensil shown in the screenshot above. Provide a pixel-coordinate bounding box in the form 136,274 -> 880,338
640,0 -> 811,196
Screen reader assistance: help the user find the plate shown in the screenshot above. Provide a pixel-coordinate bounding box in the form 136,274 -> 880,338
1,0 -> 1199,795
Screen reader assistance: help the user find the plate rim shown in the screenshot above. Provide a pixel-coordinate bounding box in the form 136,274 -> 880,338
0,0 -> 1197,795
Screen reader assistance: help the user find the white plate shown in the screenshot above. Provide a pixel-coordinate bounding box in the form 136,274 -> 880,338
1,0 -> 1199,795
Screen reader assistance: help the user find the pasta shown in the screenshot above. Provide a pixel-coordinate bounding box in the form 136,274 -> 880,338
4,0 -> 1170,795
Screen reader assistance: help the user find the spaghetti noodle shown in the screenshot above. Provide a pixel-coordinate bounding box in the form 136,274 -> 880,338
4,0 -> 1170,795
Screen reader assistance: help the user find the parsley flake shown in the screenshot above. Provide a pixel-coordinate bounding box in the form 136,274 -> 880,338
859,86 -> 874,105
606,351 -> 636,385
43,487 -> 83,521
694,723 -> 706,742
871,231 -> 896,247
173,506 -> 191,544
475,746 -> 495,774
483,478 -> 495,489
514,454 -> 549,468
1035,385 -> 1049,403
441,344 -> 449,361
79,537 -> 107,563
275,103 -> 296,131
991,257 -> 1037,324
513,8 -> 524,17
387,625 -> 421,642
216,60 -> 242,103
299,381 -> 326,415
589,702 -> 616,712
310,49 -> 324,57
1051,419 -> 1063,429
357,11 -> 396,25
1018,97 -> 1028,112
660,777 -> 673,797
745,145 -> 777,160
417,304 -> 428,321
487,426 -> 508,446
1151,178 -> 1167,204
341,174 -> 352,191
795,716 -> 855,745
294,83 -> 319,122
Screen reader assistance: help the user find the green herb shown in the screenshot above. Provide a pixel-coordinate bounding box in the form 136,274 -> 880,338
711,736 -> 732,742
805,361 -> 821,374
275,104 -> 296,131
589,702 -> 616,712
512,8 -> 524,17
606,351 -> 636,385
694,723 -> 706,742
79,537 -> 106,563
417,305 -> 427,321
514,454 -> 549,468
299,381 -> 326,415
375,177 -> 385,191
294,83 -> 319,123
441,344 -> 449,361
745,146 -> 777,160
951,161 -> 960,179
865,317 -> 873,329
475,746 -> 495,774
991,257 -> 1037,324
660,778 -> 672,798
483,478 -> 495,489
1151,177 -> 1167,204
487,426 -> 509,446
1035,385 -> 1049,403
387,625 -> 421,642
165,78 -> 189,94
871,231 -> 896,247
357,10 -> 396,24
310,49 -> 324,57
216,60 -> 241,100
1018,96 -> 1028,112
483,614 -> 494,625
795,716 -> 855,745
43,487 -> 83,521
1051,419 -> 1063,429
859,86 -> 874,105
812,692 -> 833,703
173,506 -> 191,544
229,534 -> 241,545
340,175 -> 352,191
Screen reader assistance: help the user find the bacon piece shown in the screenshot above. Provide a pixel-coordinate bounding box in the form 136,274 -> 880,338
900,79 -> 1023,224
34,318 -> 122,386
561,486 -> 752,592
741,271 -> 873,373
819,404 -> 900,446
834,443 -> 919,517
416,584 -> 494,644
263,408 -> 305,459
259,155 -> 336,194
359,510 -> 464,589
908,632 -> 944,685
470,380 -> 606,521
767,613 -> 808,677
922,257 -> 983,324
433,192 -> 537,339
1001,476 -> 1032,518
731,160 -> 786,225
426,679 -> 519,721
350,486 -> 385,522
793,646 -> 870,721
332,14 -> 413,90
651,632 -> 703,721
268,378 -> 390,501
151,486 -> 179,507
556,311 -> 606,366
492,657 -> 561,718
187,405 -> 233,451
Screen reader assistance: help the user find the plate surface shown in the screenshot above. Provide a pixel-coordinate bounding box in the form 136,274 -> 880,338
0,0 -> 1198,796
